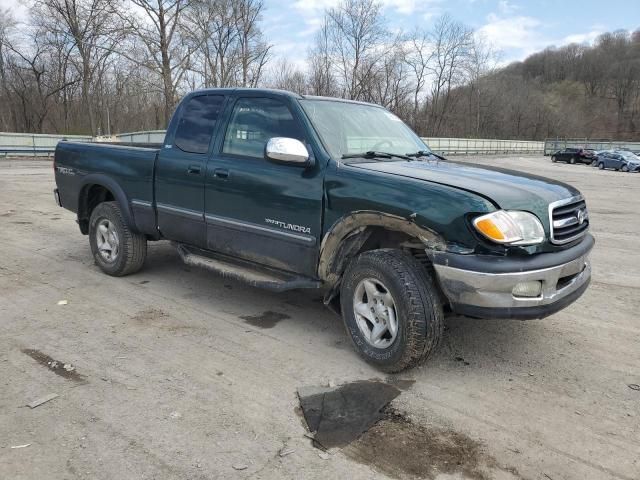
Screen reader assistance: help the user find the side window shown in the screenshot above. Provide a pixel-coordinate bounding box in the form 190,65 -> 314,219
174,95 -> 224,154
222,97 -> 305,158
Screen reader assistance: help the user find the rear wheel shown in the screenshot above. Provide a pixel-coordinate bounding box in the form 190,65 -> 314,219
89,201 -> 147,276
570,156 -> 576,164
340,249 -> 444,373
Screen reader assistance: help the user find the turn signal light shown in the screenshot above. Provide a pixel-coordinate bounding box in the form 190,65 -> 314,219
473,210 -> 545,246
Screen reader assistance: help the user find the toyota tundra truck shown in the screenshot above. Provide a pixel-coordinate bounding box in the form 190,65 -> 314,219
53,88 -> 594,372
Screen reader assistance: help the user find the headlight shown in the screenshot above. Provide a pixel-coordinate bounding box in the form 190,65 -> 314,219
473,210 -> 545,245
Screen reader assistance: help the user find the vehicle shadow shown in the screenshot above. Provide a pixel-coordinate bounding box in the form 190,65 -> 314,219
140,242 -> 557,373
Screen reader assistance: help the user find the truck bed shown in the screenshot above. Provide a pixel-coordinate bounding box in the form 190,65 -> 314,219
54,141 -> 159,217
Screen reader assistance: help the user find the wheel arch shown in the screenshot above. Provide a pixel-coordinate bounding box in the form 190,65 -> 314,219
77,174 -> 136,235
318,211 -> 446,289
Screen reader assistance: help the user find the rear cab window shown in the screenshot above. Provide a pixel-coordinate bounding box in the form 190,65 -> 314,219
174,95 -> 225,154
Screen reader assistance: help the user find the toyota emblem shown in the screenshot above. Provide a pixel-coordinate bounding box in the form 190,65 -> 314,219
577,209 -> 586,225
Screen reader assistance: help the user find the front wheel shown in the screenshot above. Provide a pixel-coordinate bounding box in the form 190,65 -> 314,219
621,165 -> 629,172
340,249 -> 444,373
551,156 -> 557,162
598,162 -> 605,170
89,201 -> 147,276
570,156 -> 576,164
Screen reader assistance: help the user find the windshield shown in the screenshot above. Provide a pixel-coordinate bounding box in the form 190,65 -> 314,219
299,99 -> 429,159
618,151 -> 639,160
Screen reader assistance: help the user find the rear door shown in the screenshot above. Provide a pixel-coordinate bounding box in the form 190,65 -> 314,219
155,94 -> 226,246
559,149 -> 571,161
612,154 -> 624,169
203,94 -> 324,276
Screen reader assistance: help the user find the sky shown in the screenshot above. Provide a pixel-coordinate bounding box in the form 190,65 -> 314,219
263,0 -> 639,67
2,0 -> 639,67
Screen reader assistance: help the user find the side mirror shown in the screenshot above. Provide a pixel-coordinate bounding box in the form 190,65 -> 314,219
265,137 -> 311,167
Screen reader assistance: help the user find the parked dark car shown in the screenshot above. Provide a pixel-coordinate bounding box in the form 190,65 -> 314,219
551,148 -> 594,164
595,151 -> 640,172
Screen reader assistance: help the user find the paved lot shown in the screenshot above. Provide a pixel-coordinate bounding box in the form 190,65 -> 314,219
1,156 -> 638,480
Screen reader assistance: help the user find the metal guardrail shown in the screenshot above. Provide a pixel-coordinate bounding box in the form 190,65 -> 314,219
2,131 -> 561,158
0,132 -> 93,157
115,130 -> 166,144
544,139 -> 640,156
424,137 -> 544,155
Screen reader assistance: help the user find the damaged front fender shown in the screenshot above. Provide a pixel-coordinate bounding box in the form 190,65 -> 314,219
317,210 -> 447,288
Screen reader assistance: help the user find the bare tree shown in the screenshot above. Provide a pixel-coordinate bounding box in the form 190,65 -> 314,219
404,28 -> 433,129
4,33 -> 79,132
32,0 -> 122,135
426,14 -> 473,135
267,58 -> 307,94
465,34 -> 499,136
0,8 -> 16,130
118,0 -> 195,125
186,0 -> 270,88
307,19 -> 336,97
234,0 -> 270,87
186,0 -> 238,87
324,0 -> 388,100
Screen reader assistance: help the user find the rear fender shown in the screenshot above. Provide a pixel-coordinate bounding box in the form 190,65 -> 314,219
77,174 -> 137,234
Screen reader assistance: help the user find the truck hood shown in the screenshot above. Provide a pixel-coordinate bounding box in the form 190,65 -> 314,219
349,159 -> 580,219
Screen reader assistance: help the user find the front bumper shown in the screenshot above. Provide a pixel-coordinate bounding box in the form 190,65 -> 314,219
432,235 -> 594,320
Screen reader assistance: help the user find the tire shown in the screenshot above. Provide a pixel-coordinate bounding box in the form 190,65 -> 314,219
89,201 -> 147,276
621,165 -> 629,172
551,156 -> 557,162
339,249 -> 444,373
598,162 -> 604,170
570,156 -> 576,164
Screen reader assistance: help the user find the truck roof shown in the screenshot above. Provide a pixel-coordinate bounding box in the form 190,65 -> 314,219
185,87 -> 380,108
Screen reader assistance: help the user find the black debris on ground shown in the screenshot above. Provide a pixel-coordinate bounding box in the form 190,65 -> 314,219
22,349 -> 86,383
297,380 -> 400,450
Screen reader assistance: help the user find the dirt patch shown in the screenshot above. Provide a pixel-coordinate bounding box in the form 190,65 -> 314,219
347,407 -> 509,480
132,308 -> 169,323
22,349 -> 86,383
131,308 -> 205,334
11,221 -> 33,225
240,311 -> 290,329
297,380 -> 401,449
386,377 -> 416,391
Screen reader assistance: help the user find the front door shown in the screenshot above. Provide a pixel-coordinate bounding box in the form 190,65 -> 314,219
204,95 -> 324,276
155,94 -> 225,246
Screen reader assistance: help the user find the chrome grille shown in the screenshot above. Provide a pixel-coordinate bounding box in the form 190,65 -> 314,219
549,196 -> 589,245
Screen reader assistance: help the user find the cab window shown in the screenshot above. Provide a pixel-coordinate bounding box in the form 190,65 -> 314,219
222,98 -> 305,158
174,95 -> 224,154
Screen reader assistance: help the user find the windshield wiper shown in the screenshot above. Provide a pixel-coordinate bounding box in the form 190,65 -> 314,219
407,150 -> 447,161
341,151 -> 412,161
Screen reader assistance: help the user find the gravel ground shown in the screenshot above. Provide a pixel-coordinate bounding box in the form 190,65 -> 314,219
1,155 -> 638,480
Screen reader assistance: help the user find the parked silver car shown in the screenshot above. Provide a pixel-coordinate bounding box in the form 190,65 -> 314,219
595,150 -> 640,172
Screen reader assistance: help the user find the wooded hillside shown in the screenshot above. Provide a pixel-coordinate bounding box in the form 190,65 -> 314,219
436,30 -> 640,141
1,0 -> 638,141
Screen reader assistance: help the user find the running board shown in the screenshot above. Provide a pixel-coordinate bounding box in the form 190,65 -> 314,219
175,244 -> 322,292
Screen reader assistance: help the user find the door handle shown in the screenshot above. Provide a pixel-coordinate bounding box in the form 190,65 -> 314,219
213,168 -> 229,179
187,165 -> 201,175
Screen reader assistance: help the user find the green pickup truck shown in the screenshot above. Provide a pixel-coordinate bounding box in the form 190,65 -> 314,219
54,88 -> 594,372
